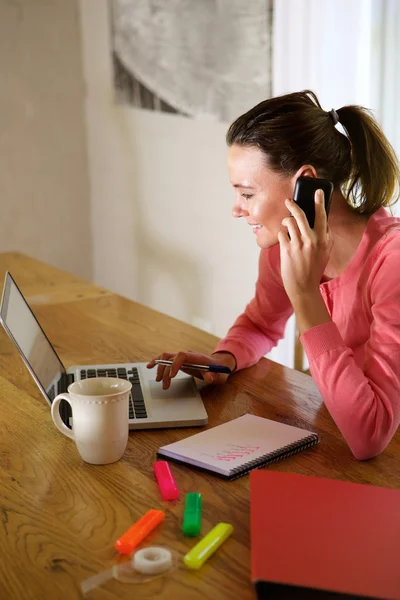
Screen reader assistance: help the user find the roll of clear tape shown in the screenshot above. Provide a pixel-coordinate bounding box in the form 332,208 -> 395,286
133,547 -> 173,575
81,546 -> 177,593
114,545 -> 178,584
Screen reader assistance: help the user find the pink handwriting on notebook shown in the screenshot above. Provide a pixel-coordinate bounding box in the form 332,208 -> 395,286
215,445 -> 261,462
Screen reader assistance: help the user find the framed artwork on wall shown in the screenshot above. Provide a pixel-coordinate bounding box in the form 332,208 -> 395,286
109,0 -> 273,122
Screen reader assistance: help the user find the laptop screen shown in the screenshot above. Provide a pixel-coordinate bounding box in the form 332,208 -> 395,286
0,273 -> 66,402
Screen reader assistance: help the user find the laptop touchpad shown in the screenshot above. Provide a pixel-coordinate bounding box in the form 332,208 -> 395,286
149,379 -> 196,400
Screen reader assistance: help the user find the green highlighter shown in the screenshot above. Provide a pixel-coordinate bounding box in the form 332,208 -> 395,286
182,493 -> 202,537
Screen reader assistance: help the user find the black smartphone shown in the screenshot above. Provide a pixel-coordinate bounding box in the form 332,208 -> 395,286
293,176 -> 334,228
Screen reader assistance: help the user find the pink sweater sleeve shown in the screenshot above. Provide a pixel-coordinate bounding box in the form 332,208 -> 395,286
214,244 -> 293,370
300,247 -> 400,460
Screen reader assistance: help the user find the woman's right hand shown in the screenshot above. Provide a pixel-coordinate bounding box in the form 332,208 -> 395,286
146,351 -> 236,390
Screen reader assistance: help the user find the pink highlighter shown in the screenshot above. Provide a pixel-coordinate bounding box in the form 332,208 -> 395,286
153,461 -> 180,501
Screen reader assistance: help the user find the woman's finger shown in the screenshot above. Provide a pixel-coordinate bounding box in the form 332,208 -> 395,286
281,214 -> 302,245
285,198 -> 310,237
278,225 -> 290,248
170,352 -> 189,378
148,352 -> 175,381
162,365 -> 172,389
314,189 -> 328,237
156,363 -> 166,382
203,372 -> 215,383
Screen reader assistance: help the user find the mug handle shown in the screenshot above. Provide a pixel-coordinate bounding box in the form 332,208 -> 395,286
51,394 -> 74,440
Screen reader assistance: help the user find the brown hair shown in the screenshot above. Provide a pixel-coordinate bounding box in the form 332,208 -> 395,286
226,90 -> 400,214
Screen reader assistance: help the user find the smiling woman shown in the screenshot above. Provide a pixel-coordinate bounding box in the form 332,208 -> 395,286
148,89 -> 400,462
228,144 -> 295,248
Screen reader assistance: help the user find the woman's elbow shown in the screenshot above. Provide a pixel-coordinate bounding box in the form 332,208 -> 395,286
345,404 -> 398,460
349,437 -> 390,461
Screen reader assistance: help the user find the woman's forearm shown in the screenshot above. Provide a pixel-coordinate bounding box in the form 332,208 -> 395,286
291,291 -> 332,336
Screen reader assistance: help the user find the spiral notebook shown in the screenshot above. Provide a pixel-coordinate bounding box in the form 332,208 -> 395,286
157,414 -> 319,480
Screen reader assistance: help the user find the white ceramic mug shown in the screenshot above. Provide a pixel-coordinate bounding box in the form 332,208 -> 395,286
51,377 -> 132,465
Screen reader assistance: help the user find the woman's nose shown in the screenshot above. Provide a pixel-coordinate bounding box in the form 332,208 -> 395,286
232,200 -> 249,219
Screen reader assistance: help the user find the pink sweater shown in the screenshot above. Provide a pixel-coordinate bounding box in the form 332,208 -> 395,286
215,208 -> 400,459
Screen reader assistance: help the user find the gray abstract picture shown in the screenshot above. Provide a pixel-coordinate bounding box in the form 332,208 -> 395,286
110,0 -> 273,122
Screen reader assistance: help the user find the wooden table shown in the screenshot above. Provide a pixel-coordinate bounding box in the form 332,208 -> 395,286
0,252 -> 399,600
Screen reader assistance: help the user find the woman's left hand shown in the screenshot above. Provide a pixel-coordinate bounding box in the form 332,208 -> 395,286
278,190 -> 333,305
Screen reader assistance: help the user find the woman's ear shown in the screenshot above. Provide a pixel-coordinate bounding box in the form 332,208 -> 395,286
292,165 -> 318,184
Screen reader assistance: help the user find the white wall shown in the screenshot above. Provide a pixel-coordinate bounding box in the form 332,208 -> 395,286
79,0 -> 297,367
273,0 -> 374,107
370,0 -> 400,175
0,0 -> 92,278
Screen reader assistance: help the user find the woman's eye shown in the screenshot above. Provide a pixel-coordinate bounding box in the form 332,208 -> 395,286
241,193 -> 253,200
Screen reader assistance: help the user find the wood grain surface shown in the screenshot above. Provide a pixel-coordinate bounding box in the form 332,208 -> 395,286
0,252 -> 399,600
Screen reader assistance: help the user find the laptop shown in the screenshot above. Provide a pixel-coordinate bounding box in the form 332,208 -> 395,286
0,272 -> 208,430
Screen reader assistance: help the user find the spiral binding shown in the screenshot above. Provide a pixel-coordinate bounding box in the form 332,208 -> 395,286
229,434 -> 319,480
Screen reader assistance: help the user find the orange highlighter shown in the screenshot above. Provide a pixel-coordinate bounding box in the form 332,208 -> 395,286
114,509 -> 165,555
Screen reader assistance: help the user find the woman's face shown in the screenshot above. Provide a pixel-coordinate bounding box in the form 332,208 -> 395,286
228,144 -> 298,249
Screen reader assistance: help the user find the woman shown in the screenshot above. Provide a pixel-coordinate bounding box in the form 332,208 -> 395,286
147,90 -> 400,460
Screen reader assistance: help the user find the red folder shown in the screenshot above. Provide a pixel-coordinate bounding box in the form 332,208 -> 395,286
250,470 -> 400,599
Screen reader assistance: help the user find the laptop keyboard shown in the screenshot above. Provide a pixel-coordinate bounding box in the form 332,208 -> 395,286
47,374 -> 75,427
80,367 -> 148,420
47,373 -> 75,402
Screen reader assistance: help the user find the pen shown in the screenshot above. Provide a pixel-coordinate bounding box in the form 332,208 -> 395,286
154,360 -> 231,375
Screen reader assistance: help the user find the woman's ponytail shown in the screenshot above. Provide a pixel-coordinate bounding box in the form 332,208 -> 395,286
337,105 -> 400,214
